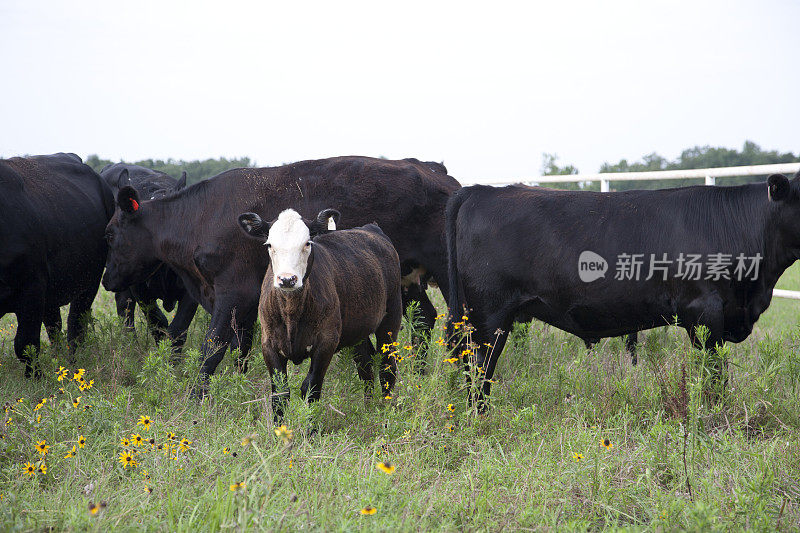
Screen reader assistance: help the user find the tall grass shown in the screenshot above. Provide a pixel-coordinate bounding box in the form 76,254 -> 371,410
1,270 -> 800,531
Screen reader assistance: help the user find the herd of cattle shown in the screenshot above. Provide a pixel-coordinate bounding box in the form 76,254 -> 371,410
2,153 -> 799,414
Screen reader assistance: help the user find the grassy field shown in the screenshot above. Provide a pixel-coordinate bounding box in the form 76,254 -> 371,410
2,265 -> 800,531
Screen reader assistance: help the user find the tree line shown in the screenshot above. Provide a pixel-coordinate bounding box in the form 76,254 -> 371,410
84,155 -> 254,186
85,140 -> 798,191
542,141 -> 800,190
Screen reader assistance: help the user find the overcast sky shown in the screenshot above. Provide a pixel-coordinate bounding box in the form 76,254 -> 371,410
2,0 -> 798,181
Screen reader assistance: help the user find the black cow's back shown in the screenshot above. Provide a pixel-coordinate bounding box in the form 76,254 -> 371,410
0,153 -> 113,311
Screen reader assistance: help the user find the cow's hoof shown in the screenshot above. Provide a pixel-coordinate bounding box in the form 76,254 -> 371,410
190,386 -> 209,403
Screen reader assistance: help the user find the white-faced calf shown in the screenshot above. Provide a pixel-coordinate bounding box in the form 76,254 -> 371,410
238,208 -> 403,423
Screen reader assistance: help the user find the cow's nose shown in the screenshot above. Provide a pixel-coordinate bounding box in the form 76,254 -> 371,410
278,275 -> 298,288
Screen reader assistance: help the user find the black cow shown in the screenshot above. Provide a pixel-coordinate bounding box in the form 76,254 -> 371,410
0,153 -> 114,376
100,164 -> 197,350
238,209 -> 402,422
102,156 -> 460,392
446,174 -> 800,408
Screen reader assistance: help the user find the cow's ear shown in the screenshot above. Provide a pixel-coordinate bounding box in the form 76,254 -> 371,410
176,171 -> 187,190
768,174 -> 790,202
117,185 -> 141,214
309,208 -> 341,236
119,168 -> 131,189
238,212 -> 270,240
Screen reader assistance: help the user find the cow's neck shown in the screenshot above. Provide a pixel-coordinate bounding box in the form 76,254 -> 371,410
274,284 -> 313,353
145,200 -> 202,273
764,209 -> 800,289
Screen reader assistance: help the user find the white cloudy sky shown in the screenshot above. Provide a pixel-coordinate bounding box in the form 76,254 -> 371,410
1,0 -> 798,181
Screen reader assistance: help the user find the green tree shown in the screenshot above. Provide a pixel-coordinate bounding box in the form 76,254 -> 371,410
83,155 -> 255,185
539,153 -> 592,190
599,141 -> 799,190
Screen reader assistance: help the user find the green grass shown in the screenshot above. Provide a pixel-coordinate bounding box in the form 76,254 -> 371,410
2,268 -> 800,531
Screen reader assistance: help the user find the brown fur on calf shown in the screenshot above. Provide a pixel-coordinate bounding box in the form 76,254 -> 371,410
256,222 -> 402,423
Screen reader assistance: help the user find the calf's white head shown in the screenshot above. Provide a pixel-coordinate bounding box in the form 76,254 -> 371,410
238,208 -> 340,292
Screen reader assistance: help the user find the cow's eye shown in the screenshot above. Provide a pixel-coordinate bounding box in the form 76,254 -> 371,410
306,241 -> 312,248
265,243 -> 271,249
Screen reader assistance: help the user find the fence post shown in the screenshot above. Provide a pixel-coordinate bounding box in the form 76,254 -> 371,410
705,175 -> 716,186
601,179 -> 610,192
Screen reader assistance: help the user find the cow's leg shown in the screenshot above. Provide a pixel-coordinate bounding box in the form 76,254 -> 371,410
473,323 -> 512,413
376,291 -> 403,396
300,348 -> 335,404
139,298 -> 169,343
165,295 -> 198,353
66,285 -> 99,361
15,293 -> 46,377
461,305 -> 515,412
196,307 -> 237,391
265,348 -> 289,425
43,304 -> 62,344
229,317 -> 256,374
352,340 -> 376,397
684,294 -> 727,397
402,283 -> 437,373
115,290 -> 136,331
625,333 -> 638,366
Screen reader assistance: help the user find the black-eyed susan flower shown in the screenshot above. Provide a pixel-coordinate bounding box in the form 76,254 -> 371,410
148,438 -> 155,447
446,404 -> 455,412
119,451 -> 136,468
64,445 -> 76,459
166,432 -> 176,441
78,435 -> 86,448
144,486 -> 153,494
72,368 -> 85,381
23,462 -> 36,477
572,452 -> 584,462
88,502 -> 99,515
229,481 -> 246,492
447,425 -> 455,433
360,506 -> 377,515
72,396 -> 81,408
443,357 -> 458,364
120,438 -> 130,447
376,462 -> 395,475
435,337 -> 446,346
36,415 -> 41,424
58,388 -> 65,395
274,426 -> 293,444
35,440 -> 50,456
223,447 -> 230,455
38,463 -> 47,475
137,415 -> 152,430
602,438 -> 613,450
178,438 -> 191,452
131,434 -> 144,447
56,366 -> 69,381
33,399 -> 46,411
16,397 -> 23,403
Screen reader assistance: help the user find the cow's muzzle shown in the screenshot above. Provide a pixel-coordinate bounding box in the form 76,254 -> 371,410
276,274 -> 299,290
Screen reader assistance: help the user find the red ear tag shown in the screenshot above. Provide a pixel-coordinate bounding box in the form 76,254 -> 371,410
131,198 -> 139,211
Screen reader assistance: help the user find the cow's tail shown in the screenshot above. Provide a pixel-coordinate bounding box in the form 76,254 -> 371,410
445,187 -> 470,326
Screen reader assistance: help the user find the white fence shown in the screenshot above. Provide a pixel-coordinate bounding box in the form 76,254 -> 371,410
463,162 -> 800,300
